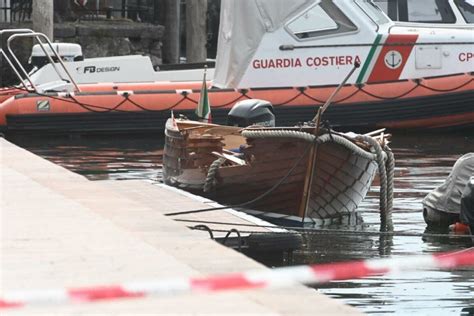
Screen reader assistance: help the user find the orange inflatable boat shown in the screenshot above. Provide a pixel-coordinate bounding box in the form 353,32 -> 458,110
1,0 -> 473,134
0,72 -> 472,133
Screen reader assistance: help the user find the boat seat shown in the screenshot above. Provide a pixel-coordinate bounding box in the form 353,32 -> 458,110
211,151 -> 246,166
36,80 -> 75,94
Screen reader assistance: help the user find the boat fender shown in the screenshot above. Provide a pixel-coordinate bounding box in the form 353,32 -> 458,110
117,90 -> 134,97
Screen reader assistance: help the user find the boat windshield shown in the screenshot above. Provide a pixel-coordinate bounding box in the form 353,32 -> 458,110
286,1 -> 357,39
373,0 -> 457,23
355,0 -> 391,25
455,0 -> 474,23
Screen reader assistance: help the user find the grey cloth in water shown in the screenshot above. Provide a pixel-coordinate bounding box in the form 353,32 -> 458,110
460,176 -> 474,225
422,153 -> 474,215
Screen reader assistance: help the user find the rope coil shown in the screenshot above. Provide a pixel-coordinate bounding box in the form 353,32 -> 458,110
357,135 -> 393,230
384,145 -> 395,229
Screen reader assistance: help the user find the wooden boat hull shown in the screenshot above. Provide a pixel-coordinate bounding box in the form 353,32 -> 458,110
0,73 -> 472,133
163,120 -> 378,224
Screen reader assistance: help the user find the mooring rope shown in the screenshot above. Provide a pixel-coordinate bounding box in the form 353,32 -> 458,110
203,157 -> 226,193
357,135 -> 393,231
241,129 -> 380,161
384,145 -> 395,227
241,129 -> 316,142
183,219 -> 474,239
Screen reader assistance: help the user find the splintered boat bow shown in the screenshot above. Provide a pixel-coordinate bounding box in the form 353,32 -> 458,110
163,119 -> 392,225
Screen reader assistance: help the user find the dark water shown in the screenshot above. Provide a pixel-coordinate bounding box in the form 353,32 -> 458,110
8,135 -> 165,181
9,132 -> 474,315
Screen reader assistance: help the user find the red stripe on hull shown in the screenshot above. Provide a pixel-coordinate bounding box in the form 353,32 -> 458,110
368,34 -> 419,83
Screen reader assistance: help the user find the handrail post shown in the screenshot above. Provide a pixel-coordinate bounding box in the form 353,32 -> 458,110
7,32 -> 81,93
0,50 -> 32,91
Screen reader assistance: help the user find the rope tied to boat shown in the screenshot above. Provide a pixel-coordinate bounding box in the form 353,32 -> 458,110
241,129 -> 317,143
357,135 -> 394,231
203,128 -> 394,230
384,145 -> 395,230
241,129 -> 382,161
203,157 -> 226,193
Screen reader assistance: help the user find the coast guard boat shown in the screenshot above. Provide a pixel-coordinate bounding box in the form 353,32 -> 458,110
0,0 -> 472,134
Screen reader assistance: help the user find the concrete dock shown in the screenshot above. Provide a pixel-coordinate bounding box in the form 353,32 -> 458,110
0,138 -> 361,315
101,179 -> 290,240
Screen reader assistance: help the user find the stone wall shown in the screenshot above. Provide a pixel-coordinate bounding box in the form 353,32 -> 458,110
0,21 -> 164,86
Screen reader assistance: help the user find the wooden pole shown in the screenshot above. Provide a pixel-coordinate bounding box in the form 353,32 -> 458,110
163,0 -> 180,64
32,0 -> 54,41
186,0 -> 207,63
312,61 -> 361,123
299,62 -> 361,221
298,144 -> 317,220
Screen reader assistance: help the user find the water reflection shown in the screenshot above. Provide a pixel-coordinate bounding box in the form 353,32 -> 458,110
9,134 -> 164,181
287,133 -> 474,315
9,132 -> 474,315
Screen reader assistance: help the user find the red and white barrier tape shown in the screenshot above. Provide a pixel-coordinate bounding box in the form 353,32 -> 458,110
1,249 -> 473,309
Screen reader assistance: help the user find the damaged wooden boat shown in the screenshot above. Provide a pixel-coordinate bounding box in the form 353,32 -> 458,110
163,107 -> 393,225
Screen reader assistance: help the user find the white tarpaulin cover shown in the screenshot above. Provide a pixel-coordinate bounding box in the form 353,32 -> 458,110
213,0 -> 315,88
423,153 -> 474,214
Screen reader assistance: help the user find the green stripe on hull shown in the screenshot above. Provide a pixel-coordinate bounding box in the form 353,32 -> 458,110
356,34 -> 382,84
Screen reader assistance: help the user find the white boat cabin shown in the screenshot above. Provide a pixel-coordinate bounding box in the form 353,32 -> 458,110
11,0 -> 474,90
213,0 -> 474,88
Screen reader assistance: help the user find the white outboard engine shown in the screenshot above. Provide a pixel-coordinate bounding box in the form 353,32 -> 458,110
227,99 -> 275,127
29,43 -> 84,69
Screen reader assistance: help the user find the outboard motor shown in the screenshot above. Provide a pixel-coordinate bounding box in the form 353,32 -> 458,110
227,99 -> 275,127
29,43 -> 84,69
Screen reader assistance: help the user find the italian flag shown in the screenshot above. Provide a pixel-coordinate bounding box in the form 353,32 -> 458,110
196,69 -> 212,123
